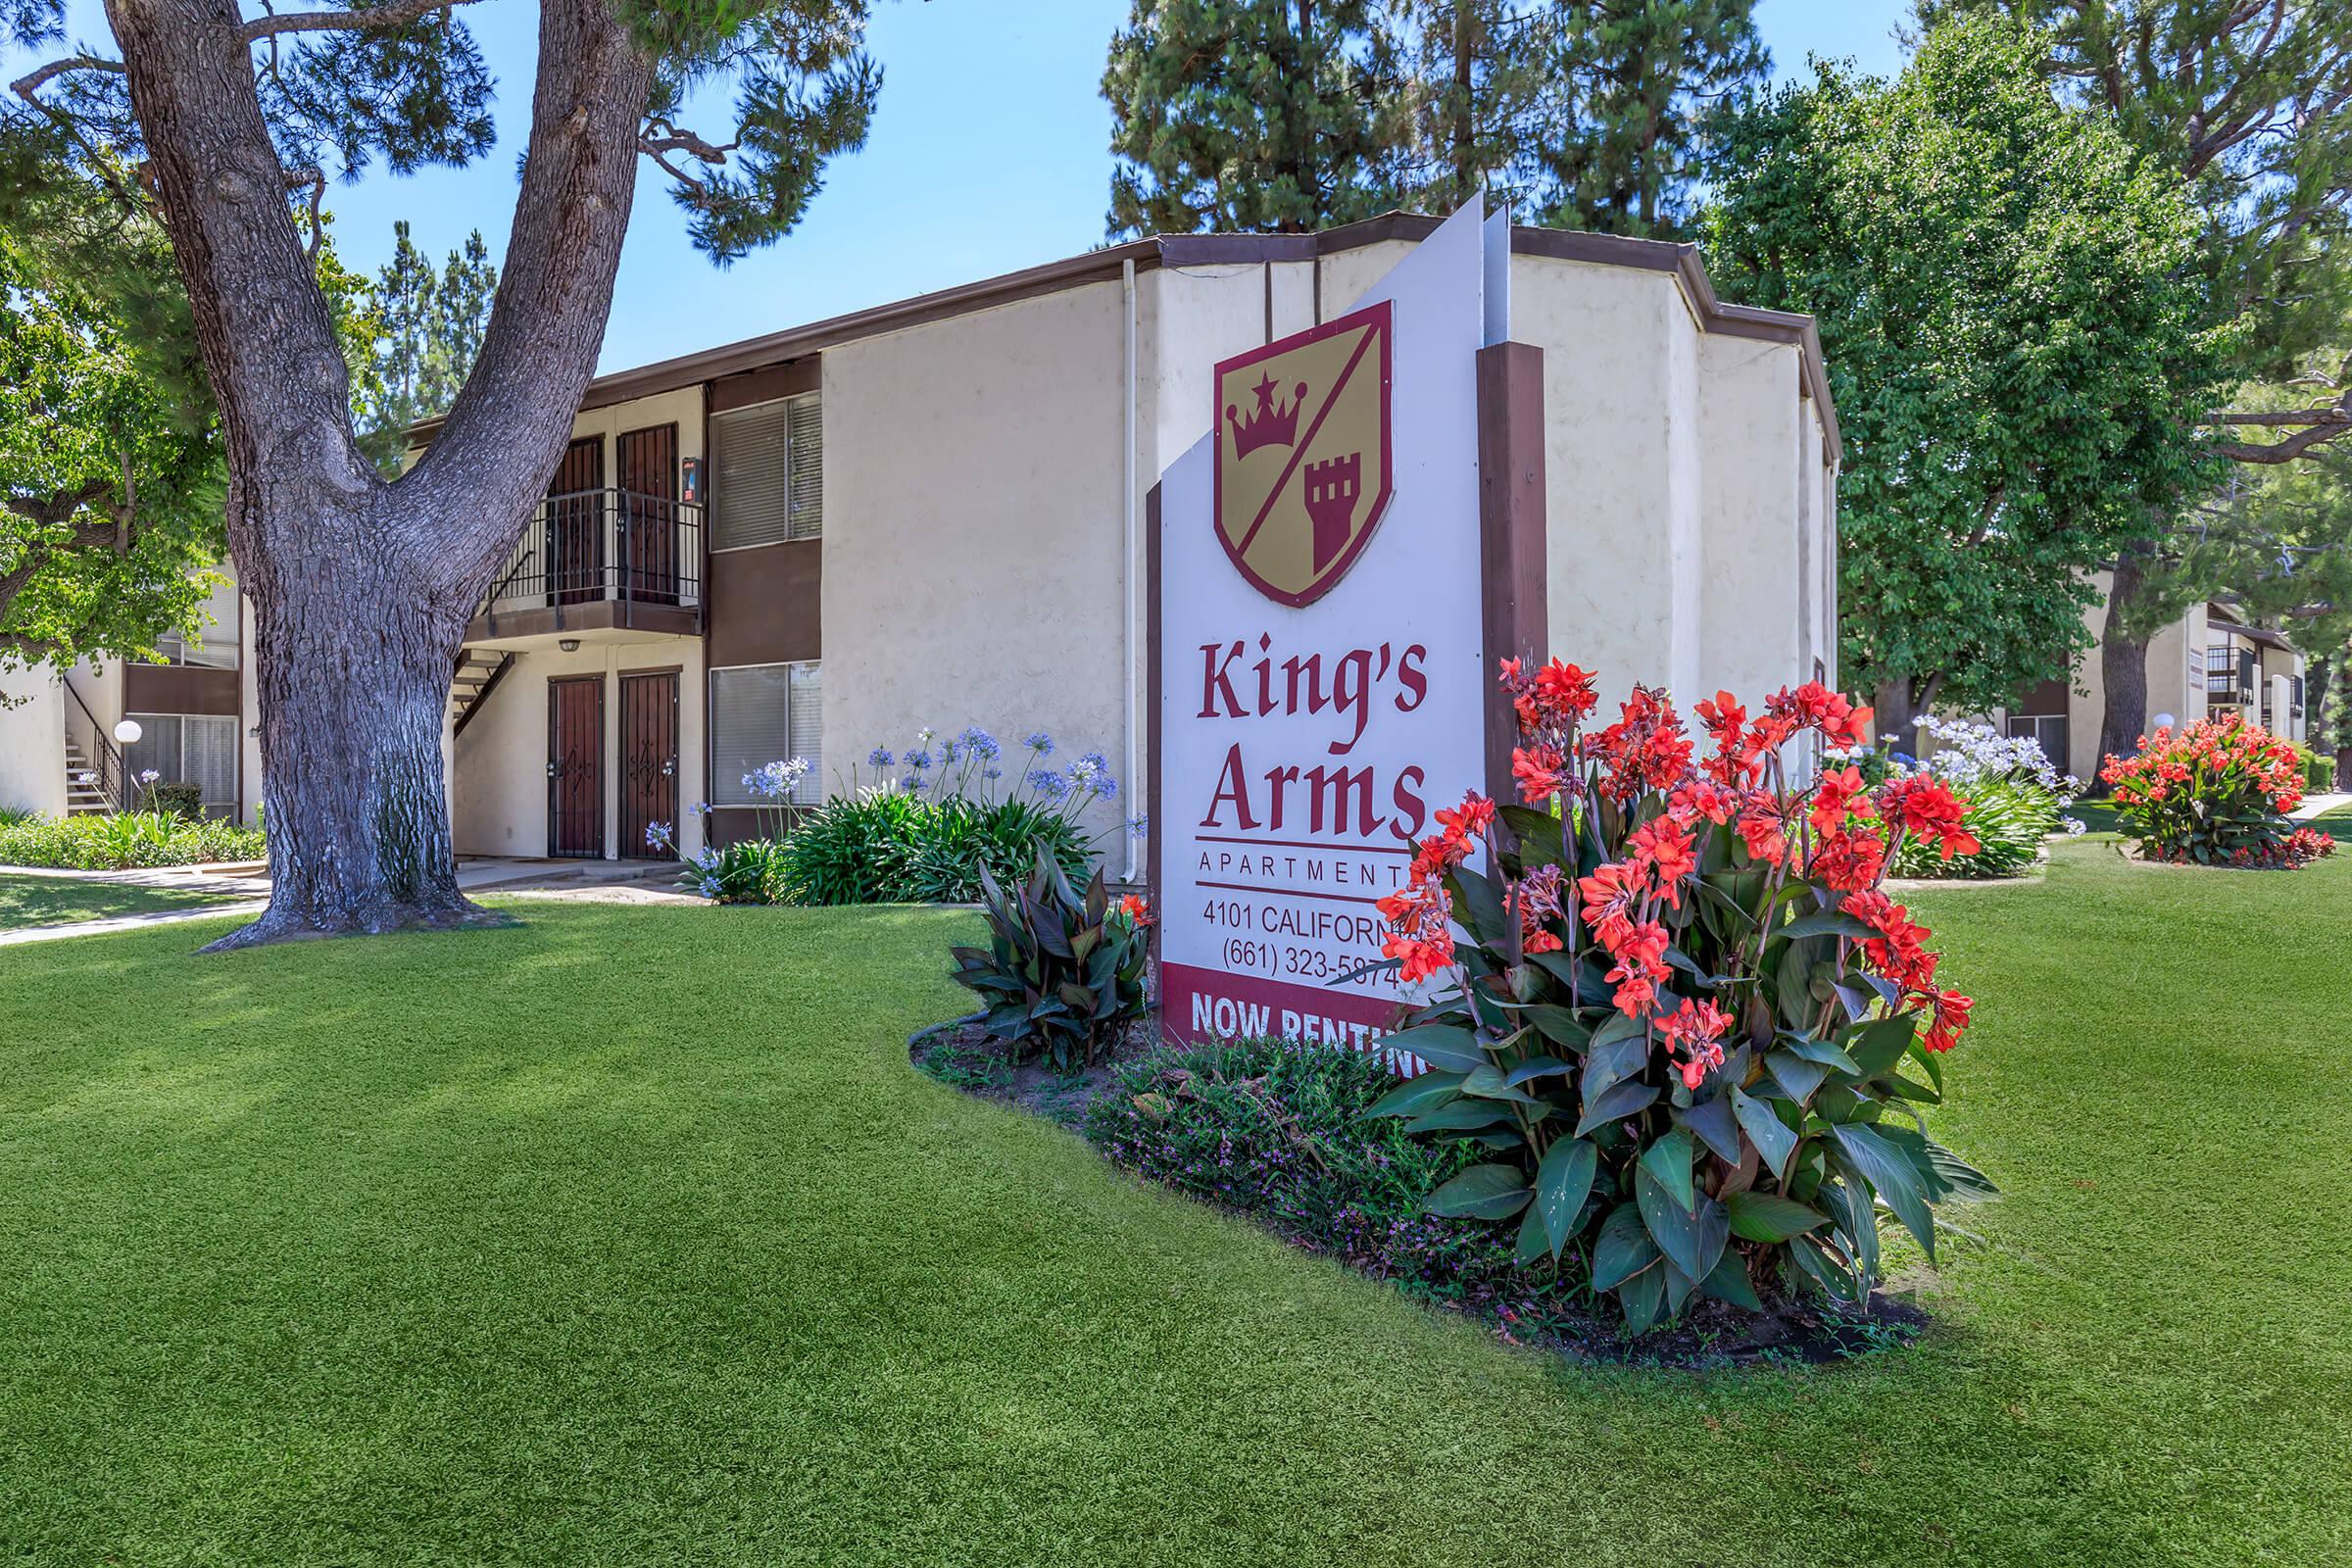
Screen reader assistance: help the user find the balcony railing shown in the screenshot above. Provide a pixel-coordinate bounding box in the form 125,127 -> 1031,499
481,488 -> 704,623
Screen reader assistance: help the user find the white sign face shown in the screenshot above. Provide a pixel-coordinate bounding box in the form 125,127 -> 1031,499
1155,204 -> 1503,1050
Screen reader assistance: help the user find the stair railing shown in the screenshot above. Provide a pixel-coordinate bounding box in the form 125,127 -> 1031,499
61,679 -> 129,813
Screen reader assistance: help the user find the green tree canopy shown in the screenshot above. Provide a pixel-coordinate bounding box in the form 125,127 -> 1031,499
363,221 -> 497,468
1102,0 -> 1769,239
0,237 -> 221,675
1702,15 -> 2229,729
1103,0 -> 1396,235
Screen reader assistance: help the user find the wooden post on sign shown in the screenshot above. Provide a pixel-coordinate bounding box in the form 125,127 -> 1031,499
1477,341 -> 1550,805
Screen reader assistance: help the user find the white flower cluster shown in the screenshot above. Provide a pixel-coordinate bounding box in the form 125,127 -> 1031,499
1909,716 -> 2079,802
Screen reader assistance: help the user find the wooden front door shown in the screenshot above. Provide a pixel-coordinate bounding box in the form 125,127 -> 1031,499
547,435 -> 606,606
547,675 -> 604,858
618,670 -> 678,858
617,423 -> 680,605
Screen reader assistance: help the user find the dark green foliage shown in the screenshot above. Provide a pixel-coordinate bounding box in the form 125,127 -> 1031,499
148,783 -> 205,820
1102,0 -> 1768,239
630,0 -> 882,263
1103,0 -> 1395,235
777,790 -> 919,905
901,797 -> 1091,904
677,838 -> 790,905
361,221 -> 496,469
1377,0 -> 1768,236
949,852 -> 1150,1071
1083,1038 -> 1552,1307
0,809 -> 265,870
1702,16 -> 2230,719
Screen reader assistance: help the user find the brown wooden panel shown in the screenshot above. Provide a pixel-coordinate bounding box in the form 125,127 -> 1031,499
547,675 -> 604,858
1477,341 -> 1548,807
548,436 -> 606,607
710,358 -> 818,413
123,663 -> 239,715
617,422 -> 680,605
706,539 -> 821,668
618,670 -> 678,858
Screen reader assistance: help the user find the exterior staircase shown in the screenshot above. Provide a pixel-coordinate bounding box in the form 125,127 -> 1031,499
62,735 -> 114,815
450,650 -> 514,738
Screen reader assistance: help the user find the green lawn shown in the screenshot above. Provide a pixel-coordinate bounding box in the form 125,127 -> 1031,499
0,871 -> 245,932
1,848 -> 2347,1565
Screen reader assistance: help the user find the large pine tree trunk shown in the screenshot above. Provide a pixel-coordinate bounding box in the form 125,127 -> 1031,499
212,499 -> 486,950
110,0 -> 654,946
2095,551 -> 2154,783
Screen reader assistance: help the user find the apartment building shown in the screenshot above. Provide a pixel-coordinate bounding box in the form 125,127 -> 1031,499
4,214 -> 1844,866
1995,577 -> 2309,783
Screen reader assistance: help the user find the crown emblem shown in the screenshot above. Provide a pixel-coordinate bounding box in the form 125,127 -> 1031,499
1225,372 -> 1306,460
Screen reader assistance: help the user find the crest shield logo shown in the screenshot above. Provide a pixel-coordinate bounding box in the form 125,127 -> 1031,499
1212,301 -> 1395,607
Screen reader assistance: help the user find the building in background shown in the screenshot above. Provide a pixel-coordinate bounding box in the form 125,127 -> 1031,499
0,568 -> 261,824
1974,576 -> 2307,785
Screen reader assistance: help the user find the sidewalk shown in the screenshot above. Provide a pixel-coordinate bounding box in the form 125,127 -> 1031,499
2292,792 -> 2351,820
0,858 -> 684,948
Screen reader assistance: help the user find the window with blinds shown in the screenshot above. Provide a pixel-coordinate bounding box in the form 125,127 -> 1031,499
123,712 -> 238,814
710,391 -> 821,550
710,662 -> 822,808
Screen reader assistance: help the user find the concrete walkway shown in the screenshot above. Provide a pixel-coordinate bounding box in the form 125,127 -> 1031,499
0,858 -> 681,948
2292,792 -> 2351,820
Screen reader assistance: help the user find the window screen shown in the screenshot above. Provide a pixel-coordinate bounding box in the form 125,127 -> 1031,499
710,391 -> 820,550
710,662 -> 821,807
123,712 -> 238,815
787,662 -> 821,804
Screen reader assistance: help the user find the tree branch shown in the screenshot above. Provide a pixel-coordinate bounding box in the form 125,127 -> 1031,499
9,53 -> 125,104
237,0 -> 487,45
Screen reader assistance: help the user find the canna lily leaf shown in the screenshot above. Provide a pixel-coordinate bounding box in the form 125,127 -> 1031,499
1535,1137 -> 1598,1258
1423,1162 -> 1531,1221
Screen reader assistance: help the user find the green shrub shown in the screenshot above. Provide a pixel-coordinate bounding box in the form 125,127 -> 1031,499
948,851 -> 1151,1071
902,796 -> 1089,903
676,837 -> 789,904
778,788 -> 920,904
149,782 -> 205,819
2104,713 -> 2333,868
0,810 -> 266,870
1886,774 -> 2056,879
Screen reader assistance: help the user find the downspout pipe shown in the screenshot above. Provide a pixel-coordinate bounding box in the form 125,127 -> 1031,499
1121,257 -> 1142,886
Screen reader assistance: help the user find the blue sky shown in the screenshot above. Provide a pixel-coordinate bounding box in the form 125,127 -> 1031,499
7,1 -> 1910,374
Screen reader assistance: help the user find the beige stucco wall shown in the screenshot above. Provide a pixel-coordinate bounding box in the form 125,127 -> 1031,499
450,636 -> 705,858
0,668 -> 68,817
820,280 -> 1135,832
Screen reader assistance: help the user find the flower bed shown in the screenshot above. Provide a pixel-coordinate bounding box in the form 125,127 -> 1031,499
1843,718 -> 2082,880
1367,659 -> 1994,1333
2102,713 -> 2334,869
0,808 -> 267,870
655,727 -> 1147,906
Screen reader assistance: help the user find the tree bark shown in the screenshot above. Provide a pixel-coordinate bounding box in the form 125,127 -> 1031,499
1871,673 -> 1939,753
2094,550 -> 2154,787
105,0 -> 656,946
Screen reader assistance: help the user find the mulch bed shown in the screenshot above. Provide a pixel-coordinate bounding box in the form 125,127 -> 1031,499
909,1014 -> 1933,1371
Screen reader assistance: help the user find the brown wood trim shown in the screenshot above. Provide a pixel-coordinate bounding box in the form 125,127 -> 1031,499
1144,481 -> 1164,985
1477,342 -> 1550,805
124,663 -> 239,715
464,600 -> 699,645
706,538 -> 820,668
616,662 -> 684,677
710,358 -> 818,413
409,217 -> 1838,461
